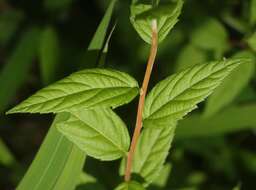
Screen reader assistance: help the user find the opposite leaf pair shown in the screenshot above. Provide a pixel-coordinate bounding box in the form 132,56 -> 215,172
7,58 -> 247,188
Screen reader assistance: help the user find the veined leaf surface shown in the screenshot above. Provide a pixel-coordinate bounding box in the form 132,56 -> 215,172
7,69 -> 139,114
130,0 -> 183,44
204,51 -> 255,117
143,59 -> 245,128
57,108 -> 130,161
130,126 -> 175,185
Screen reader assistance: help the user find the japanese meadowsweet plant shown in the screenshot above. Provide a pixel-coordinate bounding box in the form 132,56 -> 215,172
7,0 -> 250,189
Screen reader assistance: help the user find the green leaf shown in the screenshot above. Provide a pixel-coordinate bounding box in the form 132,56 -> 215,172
7,69 -> 139,114
17,113 -> 86,190
176,104 -> 256,139
130,0 -> 183,44
39,27 -> 60,85
130,126 -> 175,185
250,0 -> 256,25
151,163 -> 172,187
190,18 -> 229,57
175,44 -> 208,71
247,32 -> 256,52
0,138 -> 15,167
0,27 -> 40,113
57,108 -> 130,161
143,59 -> 244,129
204,51 -> 255,117
115,181 -> 145,190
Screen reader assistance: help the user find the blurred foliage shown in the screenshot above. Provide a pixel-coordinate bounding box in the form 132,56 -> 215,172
0,0 -> 256,189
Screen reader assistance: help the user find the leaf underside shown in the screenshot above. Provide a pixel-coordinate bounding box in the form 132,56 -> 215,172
57,108 -> 130,161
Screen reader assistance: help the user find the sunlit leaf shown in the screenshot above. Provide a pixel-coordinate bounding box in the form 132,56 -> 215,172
204,51 -> 255,117
143,59 -> 244,128
7,69 -> 139,114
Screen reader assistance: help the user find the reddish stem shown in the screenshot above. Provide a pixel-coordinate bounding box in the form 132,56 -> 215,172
124,20 -> 158,182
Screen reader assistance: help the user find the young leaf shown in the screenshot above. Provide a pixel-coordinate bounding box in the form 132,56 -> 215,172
39,27 -> 60,85
204,51 -> 255,117
115,181 -> 145,190
77,172 -> 106,190
176,104 -> 256,139
7,69 -> 139,114
17,113 -> 86,190
129,126 -> 175,185
57,108 -> 130,161
130,0 -> 183,44
143,59 -> 244,128
0,27 -> 40,113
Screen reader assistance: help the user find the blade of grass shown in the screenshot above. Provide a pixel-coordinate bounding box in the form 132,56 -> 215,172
16,1 -> 117,189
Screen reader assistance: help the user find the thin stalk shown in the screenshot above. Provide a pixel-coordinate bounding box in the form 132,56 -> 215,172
124,19 -> 158,182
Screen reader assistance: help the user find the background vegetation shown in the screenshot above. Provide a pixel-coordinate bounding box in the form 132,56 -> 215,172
0,0 -> 256,189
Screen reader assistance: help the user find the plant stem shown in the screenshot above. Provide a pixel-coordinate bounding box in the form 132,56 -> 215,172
124,19 -> 158,182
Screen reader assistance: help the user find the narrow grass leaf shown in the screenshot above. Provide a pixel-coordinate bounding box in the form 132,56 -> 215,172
17,113 -> 86,190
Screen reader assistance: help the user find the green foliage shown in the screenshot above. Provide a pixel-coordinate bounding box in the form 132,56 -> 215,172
130,0 -> 183,43
7,69 -> 139,114
250,0 -> 256,25
115,181 -> 145,190
129,126 -> 175,185
247,32 -> 256,52
0,138 -> 15,167
143,59 -> 244,129
0,27 -> 40,112
2,0 -> 256,189
190,18 -> 229,58
57,108 -> 130,161
16,114 -> 85,190
204,51 -> 255,117
176,104 -> 256,139
175,44 -> 208,71
39,27 -> 60,85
